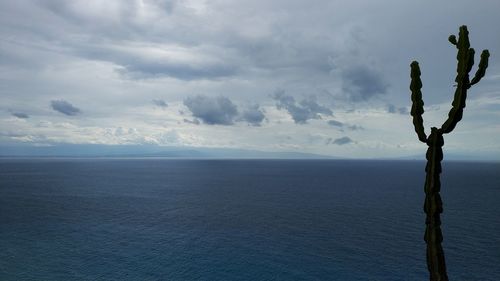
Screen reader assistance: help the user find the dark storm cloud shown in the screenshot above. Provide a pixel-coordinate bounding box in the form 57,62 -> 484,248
240,104 -> 266,126
11,112 -> 29,119
272,90 -> 332,124
332,136 -> 353,145
341,65 -> 389,101
50,100 -> 81,116
184,95 -> 238,125
152,99 -> 168,108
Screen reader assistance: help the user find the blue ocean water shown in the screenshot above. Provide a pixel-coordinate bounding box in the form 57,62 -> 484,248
0,159 -> 499,281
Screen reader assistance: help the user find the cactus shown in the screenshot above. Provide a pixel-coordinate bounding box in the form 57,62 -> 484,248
409,25 -> 489,281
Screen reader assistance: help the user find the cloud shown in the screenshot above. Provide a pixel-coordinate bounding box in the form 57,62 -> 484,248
184,95 -> 238,125
346,124 -> 363,131
341,65 -> 389,101
272,90 -> 332,124
24,1 -> 239,80
387,104 -> 409,115
113,53 -> 238,80
183,98 -> 265,126
183,118 -> 200,125
397,107 -> 409,115
327,119 -> 363,131
332,136 -> 354,145
327,120 -> 344,127
11,112 -> 29,119
240,104 -> 265,126
152,99 -> 168,108
387,104 -> 397,113
50,100 -> 82,116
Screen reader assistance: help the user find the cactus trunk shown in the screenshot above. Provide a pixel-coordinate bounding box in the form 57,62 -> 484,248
423,128 -> 448,281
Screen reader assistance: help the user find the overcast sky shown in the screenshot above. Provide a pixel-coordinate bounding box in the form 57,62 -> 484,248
1,0 -> 499,158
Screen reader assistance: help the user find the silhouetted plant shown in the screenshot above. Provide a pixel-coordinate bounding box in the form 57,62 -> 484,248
410,25 -> 489,281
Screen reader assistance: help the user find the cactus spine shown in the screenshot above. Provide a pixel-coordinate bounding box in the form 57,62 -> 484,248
410,26 -> 489,281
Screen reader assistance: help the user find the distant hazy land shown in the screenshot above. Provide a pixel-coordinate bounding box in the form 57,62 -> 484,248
1,144 -> 499,161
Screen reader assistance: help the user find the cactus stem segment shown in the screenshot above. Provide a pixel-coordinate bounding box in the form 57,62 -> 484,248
424,128 -> 448,281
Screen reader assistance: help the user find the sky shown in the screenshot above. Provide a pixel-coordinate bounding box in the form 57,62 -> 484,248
1,0 -> 499,159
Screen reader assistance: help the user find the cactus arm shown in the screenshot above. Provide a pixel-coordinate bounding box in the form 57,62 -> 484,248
448,35 -> 457,46
440,85 -> 467,134
469,50 -> 490,87
441,26 -> 472,134
424,128 -> 448,281
410,61 -> 427,143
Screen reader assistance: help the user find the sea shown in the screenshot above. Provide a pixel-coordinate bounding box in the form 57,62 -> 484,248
0,159 -> 499,281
